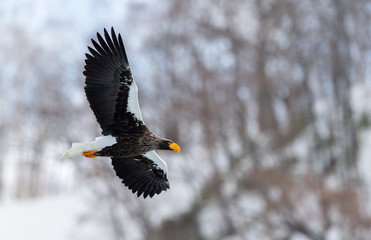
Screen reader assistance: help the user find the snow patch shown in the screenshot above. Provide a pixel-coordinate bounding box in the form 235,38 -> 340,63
0,193 -> 92,240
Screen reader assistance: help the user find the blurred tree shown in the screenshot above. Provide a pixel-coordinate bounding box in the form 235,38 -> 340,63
86,0 -> 371,239
1,0 -> 371,239
0,25 -> 94,199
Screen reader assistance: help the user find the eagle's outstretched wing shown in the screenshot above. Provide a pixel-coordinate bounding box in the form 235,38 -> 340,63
111,151 -> 170,198
84,27 -> 145,136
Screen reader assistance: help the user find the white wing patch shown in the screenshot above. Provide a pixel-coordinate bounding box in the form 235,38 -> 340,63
92,135 -> 117,150
127,78 -> 144,122
143,150 -> 168,174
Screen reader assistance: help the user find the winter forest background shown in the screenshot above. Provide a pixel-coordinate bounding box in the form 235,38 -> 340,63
1,0 -> 371,239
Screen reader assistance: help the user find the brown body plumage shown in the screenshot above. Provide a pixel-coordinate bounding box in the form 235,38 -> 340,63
97,128 -> 172,157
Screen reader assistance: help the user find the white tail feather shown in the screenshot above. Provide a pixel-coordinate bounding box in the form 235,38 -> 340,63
62,135 -> 117,159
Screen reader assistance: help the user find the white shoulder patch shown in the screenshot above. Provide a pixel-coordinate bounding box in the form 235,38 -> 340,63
93,135 -> 117,151
127,79 -> 144,122
143,151 -> 168,173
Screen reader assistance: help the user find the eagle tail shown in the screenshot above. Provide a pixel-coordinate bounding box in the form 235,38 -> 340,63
62,142 -> 93,158
62,135 -> 117,158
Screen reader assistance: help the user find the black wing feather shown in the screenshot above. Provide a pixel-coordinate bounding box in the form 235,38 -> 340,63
111,155 -> 170,198
103,29 -> 117,55
96,33 -> 112,55
84,27 -> 144,136
91,39 -> 107,56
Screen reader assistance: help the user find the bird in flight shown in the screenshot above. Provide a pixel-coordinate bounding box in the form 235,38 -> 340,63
63,27 -> 180,198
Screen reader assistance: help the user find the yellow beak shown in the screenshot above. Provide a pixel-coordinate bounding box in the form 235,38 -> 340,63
169,142 -> 181,153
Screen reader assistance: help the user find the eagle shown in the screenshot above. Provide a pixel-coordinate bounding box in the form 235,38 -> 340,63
62,27 -> 180,198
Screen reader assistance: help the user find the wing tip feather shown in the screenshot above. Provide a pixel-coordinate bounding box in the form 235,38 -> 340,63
111,156 -> 169,199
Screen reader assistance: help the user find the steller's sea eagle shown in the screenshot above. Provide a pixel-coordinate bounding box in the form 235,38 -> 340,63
62,27 -> 180,198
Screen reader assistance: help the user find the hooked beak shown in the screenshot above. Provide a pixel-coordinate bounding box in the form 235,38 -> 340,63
169,142 -> 180,153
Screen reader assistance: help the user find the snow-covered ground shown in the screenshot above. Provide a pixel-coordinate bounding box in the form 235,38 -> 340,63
0,191 -> 93,240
